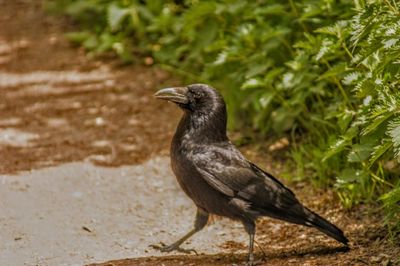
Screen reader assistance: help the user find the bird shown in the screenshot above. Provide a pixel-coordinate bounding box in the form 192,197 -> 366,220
152,84 -> 348,265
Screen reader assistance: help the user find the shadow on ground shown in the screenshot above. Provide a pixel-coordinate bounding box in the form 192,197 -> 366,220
91,246 -> 351,266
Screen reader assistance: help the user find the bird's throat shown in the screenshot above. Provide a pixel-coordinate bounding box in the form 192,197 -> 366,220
174,111 -> 228,145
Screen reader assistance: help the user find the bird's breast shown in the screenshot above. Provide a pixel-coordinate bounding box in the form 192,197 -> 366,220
170,139 -> 229,214
170,140 -> 198,195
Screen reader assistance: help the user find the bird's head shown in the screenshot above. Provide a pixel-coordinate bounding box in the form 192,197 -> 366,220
155,84 -> 228,140
154,84 -> 225,114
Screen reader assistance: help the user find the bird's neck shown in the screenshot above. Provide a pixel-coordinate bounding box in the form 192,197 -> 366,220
174,109 -> 228,145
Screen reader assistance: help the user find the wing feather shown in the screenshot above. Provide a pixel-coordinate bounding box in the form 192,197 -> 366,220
192,144 -> 298,210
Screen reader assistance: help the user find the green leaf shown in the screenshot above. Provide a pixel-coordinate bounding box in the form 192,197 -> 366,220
354,79 -> 376,97
271,108 -> 296,133
362,111 -> 394,136
318,63 -> 347,80
259,91 -> 276,109
245,62 -> 271,79
337,110 -> 354,132
65,31 -> 91,44
107,4 -> 130,31
347,144 -> 373,162
336,168 -> 366,184
65,1 -> 101,16
241,78 -> 265,90
323,126 -> 358,162
255,4 -> 285,15
316,25 -> 339,36
322,138 -> 348,162
380,186 -> 400,208
388,117 -> 400,160
192,19 -> 219,54
82,35 -> 99,50
369,139 -> 393,167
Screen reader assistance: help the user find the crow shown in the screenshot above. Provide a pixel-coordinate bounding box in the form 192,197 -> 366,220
152,84 -> 348,265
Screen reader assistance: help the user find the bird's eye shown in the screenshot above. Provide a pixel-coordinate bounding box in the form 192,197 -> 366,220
187,90 -> 203,105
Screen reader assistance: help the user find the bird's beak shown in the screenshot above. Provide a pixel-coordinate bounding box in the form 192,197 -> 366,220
154,87 -> 189,104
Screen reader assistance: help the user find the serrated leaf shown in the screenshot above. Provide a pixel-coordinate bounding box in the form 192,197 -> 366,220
388,118 -> 400,160
354,79 -> 376,97
369,139 -> 393,167
315,39 -> 334,61
315,25 -> 339,36
380,186 -> 400,208
362,111 -> 394,136
322,138 -> 349,162
342,72 -> 360,85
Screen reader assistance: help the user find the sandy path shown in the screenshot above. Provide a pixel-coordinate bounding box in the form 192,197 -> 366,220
0,157 -> 247,266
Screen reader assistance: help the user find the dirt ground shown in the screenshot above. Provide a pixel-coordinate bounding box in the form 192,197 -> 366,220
0,1 -> 399,266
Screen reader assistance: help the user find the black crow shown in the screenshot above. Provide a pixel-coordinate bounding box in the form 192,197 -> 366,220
152,84 -> 348,265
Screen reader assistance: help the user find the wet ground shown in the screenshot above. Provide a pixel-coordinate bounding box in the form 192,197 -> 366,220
0,1 -> 399,266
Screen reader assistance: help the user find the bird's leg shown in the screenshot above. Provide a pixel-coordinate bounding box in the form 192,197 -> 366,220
150,208 -> 209,254
248,232 -> 255,263
243,221 -> 260,266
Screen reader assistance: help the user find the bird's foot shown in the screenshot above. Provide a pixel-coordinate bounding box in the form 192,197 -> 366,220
244,259 -> 263,266
150,242 -> 198,255
244,256 -> 263,266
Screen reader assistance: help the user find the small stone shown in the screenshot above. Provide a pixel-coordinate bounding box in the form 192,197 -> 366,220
95,117 -> 106,126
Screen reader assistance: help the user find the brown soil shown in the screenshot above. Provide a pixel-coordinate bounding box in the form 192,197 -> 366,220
91,190 -> 399,266
1,1 -> 399,266
0,0 -> 180,174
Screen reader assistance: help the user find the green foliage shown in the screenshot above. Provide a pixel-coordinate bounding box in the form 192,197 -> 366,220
49,0 -> 400,233
285,1 -> 400,232
380,184 -> 400,236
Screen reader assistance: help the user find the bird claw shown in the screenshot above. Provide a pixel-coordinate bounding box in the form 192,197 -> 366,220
149,241 -> 169,251
244,259 -> 263,266
150,242 -> 198,255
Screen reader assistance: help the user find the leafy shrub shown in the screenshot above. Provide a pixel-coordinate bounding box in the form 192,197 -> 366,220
48,0 -> 400,233
287,2 -> 400,232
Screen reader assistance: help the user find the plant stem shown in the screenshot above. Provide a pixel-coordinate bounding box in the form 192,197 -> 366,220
383,0 -> 399,14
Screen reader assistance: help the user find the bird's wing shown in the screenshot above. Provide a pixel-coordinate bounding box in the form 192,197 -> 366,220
192,143 -> 298,209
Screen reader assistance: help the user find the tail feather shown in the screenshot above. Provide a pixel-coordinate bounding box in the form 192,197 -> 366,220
258,205 -> 349,245
304,207 -> 349,245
